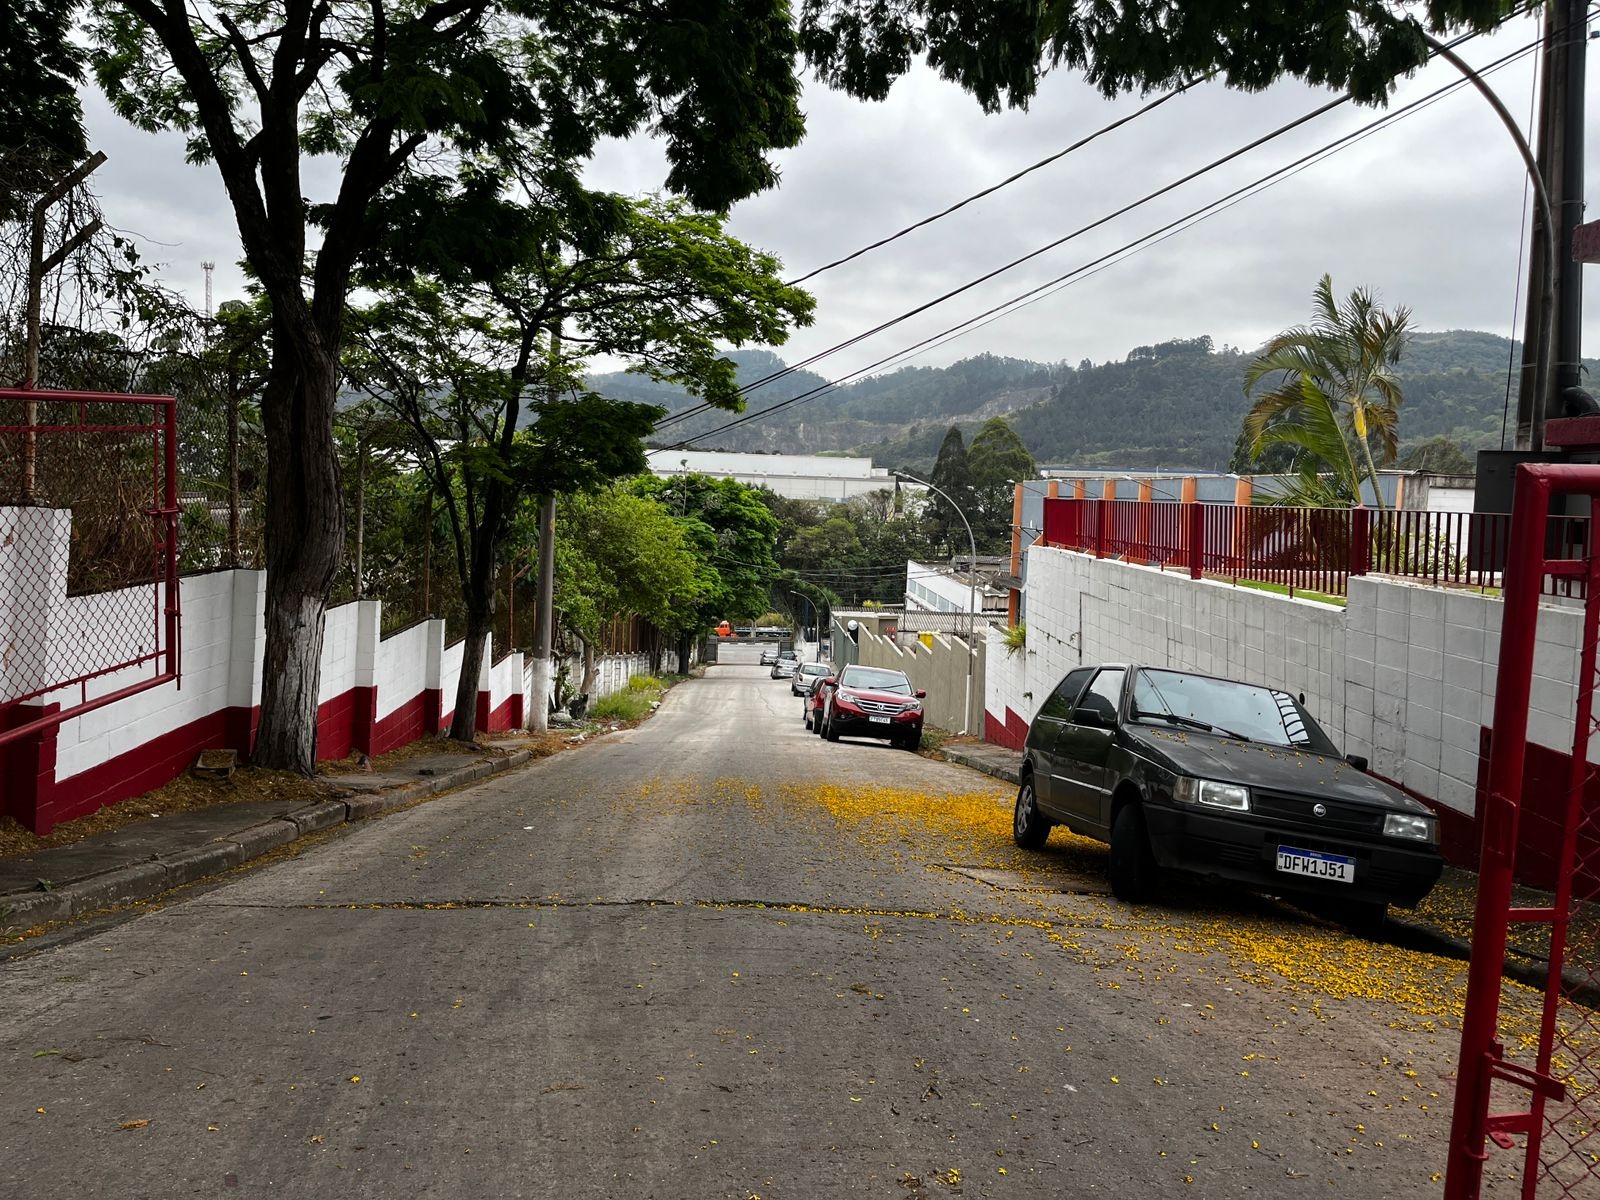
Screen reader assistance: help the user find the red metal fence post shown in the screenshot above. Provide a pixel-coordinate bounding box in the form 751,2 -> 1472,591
1349,505 -> 1371,577
1187,501 -> 1204,580
1444,466 -> 1552,1199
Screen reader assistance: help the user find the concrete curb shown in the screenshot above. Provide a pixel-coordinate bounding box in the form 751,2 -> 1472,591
1,748 -> 536,936
941,747 -> 1021,786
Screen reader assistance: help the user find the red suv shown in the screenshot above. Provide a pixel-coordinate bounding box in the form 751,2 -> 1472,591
819,664 -> 925,751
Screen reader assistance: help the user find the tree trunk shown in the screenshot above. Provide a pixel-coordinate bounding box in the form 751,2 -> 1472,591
676,633 -> 691,676
254,348 -> 345,772
580,635 -> 598,697
449,610 -> 490,743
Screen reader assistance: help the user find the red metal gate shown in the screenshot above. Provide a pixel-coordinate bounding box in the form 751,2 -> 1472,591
0,388 -> 180,747
1445,463 -> 1600,1198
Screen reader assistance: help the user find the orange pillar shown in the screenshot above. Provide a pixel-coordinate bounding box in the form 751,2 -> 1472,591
1179,476 -> 1198,569
1133,478 -> 1153,564
1071,479 -> 1084,500
1231,477 -> 1254,576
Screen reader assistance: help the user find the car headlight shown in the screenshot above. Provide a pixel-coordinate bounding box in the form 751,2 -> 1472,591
835,690 -> 858,705
1383,812 -> 1438,843
1173,776 -> 1251,812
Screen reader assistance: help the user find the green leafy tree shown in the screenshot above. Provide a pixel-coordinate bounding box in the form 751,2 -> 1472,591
349,191 -> 808,739
631,473 -> 781,669
927,425 -> 977,556
0,0 -> 88,206
1241,275 -> 1412,507
1399,435 -> 1476,475
556,488 -> 702,694
967,416 -> 1034,552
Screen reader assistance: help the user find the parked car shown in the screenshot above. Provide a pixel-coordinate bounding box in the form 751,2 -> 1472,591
792,661 -> 831,697
819,664 -> 925,751
808,673 -> 836,733
770,657 -> 798,679
1013,664 -> 1443,927
759,646 -> 779,666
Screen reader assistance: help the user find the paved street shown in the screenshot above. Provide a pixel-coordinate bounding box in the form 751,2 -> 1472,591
0,655 -> 1544,1197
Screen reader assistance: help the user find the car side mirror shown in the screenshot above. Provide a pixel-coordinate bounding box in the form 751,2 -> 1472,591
823,677 -> 836,687
1071,706 -> 1107,728
1345,753 -> 1369,772
915,690 -> 927,699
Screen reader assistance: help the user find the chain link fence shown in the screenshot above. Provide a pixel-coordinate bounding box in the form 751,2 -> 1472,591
0,389 -> 177,729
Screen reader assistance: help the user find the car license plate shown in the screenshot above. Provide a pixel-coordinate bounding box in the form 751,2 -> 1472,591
869,715 -> 891,725
1276,846 -> 1355,883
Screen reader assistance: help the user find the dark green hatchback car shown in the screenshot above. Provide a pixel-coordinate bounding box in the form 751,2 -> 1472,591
1014,664 -> 1443,926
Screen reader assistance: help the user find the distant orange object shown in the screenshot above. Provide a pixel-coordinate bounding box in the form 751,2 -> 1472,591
715,620 -> 733,637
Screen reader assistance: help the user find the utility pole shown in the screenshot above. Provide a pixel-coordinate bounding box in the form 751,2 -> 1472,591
1515,0 -> 1589,450
527,327 -> 561,733
23,151 -> 107,501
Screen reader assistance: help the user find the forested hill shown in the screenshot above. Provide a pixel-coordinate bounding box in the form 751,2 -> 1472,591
595,332 -> 1582,474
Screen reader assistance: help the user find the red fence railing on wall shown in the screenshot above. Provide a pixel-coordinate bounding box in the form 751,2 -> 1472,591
0,388 -> 180,749
1040,496 -> 1592,599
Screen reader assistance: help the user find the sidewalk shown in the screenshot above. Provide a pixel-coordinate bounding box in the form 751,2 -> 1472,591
938,736 -> 1599,1008
1,744 -> 542,941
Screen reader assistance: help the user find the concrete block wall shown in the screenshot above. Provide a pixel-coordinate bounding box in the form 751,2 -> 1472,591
855,627 -> 984,733
993,544 -> 1591,885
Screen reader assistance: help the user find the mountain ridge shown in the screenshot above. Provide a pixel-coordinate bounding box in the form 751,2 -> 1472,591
596,331 -> 1584,474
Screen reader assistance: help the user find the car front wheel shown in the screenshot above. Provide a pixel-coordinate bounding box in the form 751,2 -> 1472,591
1013,775 -> 1051,849
824,714 -> 840,742
1108,803 -> 1160,903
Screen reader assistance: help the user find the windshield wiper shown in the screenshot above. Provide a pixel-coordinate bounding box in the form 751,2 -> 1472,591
1139,710 -> 1253,743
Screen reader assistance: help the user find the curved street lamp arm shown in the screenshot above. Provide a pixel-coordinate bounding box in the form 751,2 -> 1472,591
1421,30 -> 1556,445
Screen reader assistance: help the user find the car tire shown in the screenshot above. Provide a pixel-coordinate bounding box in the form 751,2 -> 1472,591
1108,803 -> 1160,903
903,731 -> 922,752
824,716 -> 840,742
804,709 -> 812,730
1013,775 -> 1051,849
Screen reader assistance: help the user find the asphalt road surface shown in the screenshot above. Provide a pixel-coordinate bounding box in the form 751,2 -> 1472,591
0,655 -> 1536,1197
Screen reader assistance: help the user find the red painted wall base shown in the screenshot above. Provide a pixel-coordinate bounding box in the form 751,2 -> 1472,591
2,681 -> 523,836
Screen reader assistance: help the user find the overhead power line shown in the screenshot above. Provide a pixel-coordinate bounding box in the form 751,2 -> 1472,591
668,32 -> 1544,450
784,77 -> 1208,286
651,15 -> 1523,435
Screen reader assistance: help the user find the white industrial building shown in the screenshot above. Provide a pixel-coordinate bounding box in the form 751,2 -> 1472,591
644,449 -> 899,501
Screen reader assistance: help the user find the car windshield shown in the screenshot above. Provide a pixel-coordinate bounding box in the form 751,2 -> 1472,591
799,664 -> 827,676
838,666 -> 912,695
1130,669 -> 1337,752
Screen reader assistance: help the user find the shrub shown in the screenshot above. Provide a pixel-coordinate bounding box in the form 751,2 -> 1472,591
591,690 -> 655,721
627,674 -> 664,692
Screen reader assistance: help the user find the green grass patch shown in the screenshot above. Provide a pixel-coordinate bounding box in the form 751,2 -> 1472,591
590,690 -> 656,721
1234,578 -> 1347,608
627,674 -> 666,692
917,725 -> 953,754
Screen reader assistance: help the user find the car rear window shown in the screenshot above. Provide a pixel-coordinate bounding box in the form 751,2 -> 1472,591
839,666 -> 912,695
1130,669 -> 1337,751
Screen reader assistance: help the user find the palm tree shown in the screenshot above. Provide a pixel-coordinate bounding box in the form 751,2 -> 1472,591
1241,274 -> 1411,509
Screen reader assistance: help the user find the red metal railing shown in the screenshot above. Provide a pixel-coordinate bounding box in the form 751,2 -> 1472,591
1445,463 -> 1600,1199
0,388 -> 180,748
1040,496 -> 1591,599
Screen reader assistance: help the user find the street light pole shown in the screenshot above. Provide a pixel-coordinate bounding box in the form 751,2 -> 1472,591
896,470 -> 976,735
789,589 -> 815,659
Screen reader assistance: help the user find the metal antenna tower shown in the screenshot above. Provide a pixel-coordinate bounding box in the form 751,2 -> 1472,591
201,260 -> 215,319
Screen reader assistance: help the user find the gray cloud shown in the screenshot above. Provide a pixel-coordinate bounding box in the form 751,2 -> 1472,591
77,11 -> 1599,384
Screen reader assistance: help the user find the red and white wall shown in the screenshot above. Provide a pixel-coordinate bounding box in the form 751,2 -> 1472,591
1,549 -> 525,834
989,544 -> 1592,889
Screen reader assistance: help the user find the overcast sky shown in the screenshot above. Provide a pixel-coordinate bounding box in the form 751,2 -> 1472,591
80,9 -> 1600,388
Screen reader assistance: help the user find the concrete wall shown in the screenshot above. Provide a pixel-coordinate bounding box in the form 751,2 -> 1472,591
989,544 -> 1591,885
855,626 -> 984,734
0,516 -> 529,834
